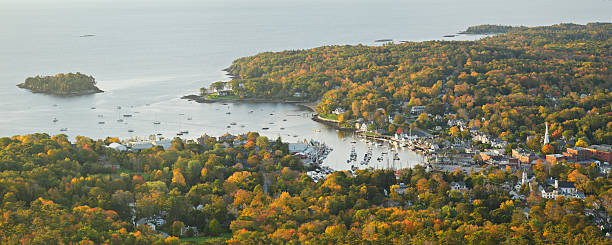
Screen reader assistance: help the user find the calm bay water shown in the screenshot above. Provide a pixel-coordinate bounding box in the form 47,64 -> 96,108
1,0 -> 610,170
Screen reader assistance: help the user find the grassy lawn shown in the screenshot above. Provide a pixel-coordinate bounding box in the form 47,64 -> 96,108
179,233 -> 232,244
319,113 -> 338,121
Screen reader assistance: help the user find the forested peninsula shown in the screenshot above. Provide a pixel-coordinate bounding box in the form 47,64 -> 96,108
17,72 -> 103,96
201,23 -> 611,146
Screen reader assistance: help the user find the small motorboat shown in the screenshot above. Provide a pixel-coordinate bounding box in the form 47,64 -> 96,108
60,128 -> 68,131
98,121 -> 105,124
153,121 -> 161,125
128,129 -> 134,132
262,127 -> 269,130
52,118 -> 58,123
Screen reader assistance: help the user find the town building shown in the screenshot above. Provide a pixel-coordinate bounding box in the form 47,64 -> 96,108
546,154 -> 566,164
565,147 -> 590,161
479,150 -> 503,162
587,145 -> 612,163
540,179 -> 585,199
512,149 -> 538,164
410,106 -> 425,114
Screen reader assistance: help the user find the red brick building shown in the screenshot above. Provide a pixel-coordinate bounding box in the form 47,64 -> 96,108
566,147 -> 590,161
546,154 -> 566,164
587,145 -> 611,163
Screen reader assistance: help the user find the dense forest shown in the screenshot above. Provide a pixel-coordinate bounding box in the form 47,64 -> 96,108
206,23 -> 611,149
0,133 -> 610,244
17,72 -> 103,96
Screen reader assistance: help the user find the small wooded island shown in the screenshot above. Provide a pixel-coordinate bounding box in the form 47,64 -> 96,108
17,72 -> 103,96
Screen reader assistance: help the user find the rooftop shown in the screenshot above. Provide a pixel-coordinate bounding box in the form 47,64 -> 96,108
588,145 -> 612,152
547,154 -> 565,158
557,181 -> 575,188
568,147 -> 588,151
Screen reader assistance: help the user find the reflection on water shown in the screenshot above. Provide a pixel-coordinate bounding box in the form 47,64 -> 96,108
8,95 -> 422,170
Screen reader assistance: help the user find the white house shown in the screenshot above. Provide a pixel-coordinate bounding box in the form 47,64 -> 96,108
541,180 -> 585,199
450,181 -> 468,191
333,108 -> 346,115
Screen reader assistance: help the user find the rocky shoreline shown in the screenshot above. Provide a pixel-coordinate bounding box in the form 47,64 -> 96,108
17,83 -> 104,97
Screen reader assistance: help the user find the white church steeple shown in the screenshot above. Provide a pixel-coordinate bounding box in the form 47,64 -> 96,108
544,122 -> 550,144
